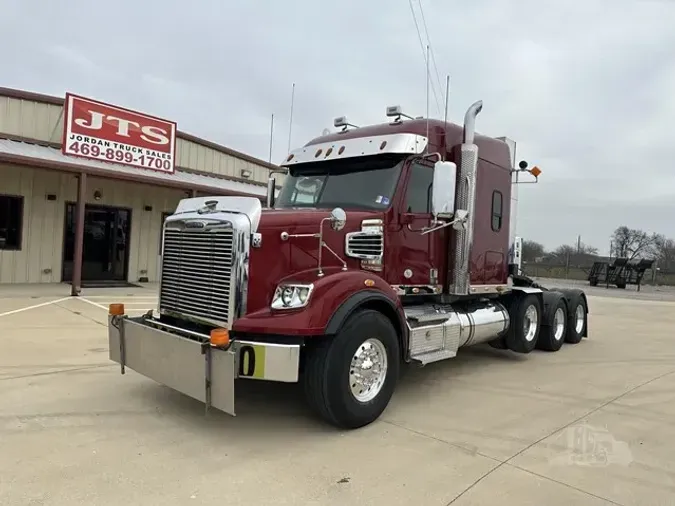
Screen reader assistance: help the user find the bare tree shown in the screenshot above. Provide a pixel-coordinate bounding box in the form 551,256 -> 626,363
611,226 -> 657,260
654,235 -> 675,271
522,239 -> 546,262
552,242 -> 598,257
551,242 -> 598,267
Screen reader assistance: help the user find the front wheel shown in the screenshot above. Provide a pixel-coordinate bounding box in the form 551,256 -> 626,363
303,309 -> 400,429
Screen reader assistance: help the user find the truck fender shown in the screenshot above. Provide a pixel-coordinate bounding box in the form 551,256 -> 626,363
232,269 -> 405,339
325,289 -> 409,362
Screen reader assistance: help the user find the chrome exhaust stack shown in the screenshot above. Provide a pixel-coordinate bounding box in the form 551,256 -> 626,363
449,100 -> 483,295
266,177 -> 276,208
266,169 -> 287,208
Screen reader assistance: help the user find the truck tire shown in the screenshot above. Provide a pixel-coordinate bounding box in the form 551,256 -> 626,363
505,293 -> 541,353
536,291 -> 567,352
564,293 -> 587,344
303,309 -> 400,429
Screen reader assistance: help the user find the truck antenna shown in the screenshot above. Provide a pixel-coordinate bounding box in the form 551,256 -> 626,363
268,113 -> 274,163
443,75 -> 450,125
287,83 -> 296,153
425,44 -> 430,153
443,74 -> 450,158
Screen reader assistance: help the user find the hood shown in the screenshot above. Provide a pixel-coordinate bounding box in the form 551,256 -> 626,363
246,207 -> 382,314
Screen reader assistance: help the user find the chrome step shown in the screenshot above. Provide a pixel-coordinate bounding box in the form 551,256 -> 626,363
404,305 -> 452,325
406,304 -> 463,366
411,349 -> 457,365
409,312 -> 451,324
405,300 -> 510,366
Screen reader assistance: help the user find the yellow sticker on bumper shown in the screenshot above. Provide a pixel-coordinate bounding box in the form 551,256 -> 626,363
237,344 -> 266,379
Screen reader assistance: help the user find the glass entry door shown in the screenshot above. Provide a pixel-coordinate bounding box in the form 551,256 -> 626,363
62,203 -> 131,282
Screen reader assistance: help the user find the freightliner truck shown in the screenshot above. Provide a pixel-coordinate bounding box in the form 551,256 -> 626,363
107,101 -> 590,429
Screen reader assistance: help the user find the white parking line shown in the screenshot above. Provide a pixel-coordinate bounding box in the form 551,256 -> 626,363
77,297 -> 109,311
0,297 -> 72,318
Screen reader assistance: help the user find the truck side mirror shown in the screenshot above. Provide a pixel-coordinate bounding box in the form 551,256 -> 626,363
431,161 -> 457,220
329,207 -> 347,231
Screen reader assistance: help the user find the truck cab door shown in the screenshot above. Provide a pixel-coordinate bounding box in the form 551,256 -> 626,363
390,161 -> 442,291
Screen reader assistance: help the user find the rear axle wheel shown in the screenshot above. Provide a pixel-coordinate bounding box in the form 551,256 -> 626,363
565,296 -> 587,344
505,293 -> 542,353
536,291 -> 568,352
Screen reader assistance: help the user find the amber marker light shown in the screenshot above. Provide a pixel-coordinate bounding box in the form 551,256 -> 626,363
529,166 -> 542,177
109,303 -> 125,316
210,328 -> 230,347
364,279 -> 375,287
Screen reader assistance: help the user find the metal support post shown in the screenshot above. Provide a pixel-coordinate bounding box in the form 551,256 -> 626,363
71,173 -> 87,296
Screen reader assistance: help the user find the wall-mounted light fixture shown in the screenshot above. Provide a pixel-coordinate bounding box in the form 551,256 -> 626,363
93,190 -> 102,201
240,169 -> 252,179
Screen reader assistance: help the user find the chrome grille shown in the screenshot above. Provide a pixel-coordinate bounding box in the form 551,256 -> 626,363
159,227 -> 234,326
346,232 -> 384,259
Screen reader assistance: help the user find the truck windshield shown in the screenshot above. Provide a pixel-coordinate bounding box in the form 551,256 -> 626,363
275,154 -> 405,210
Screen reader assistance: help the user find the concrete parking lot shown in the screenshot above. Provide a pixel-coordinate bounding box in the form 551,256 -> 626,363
1,281 -> 675,506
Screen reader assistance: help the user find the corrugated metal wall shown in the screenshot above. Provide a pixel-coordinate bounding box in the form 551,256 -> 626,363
0,164 -> 184,284
0,95 -> 285,186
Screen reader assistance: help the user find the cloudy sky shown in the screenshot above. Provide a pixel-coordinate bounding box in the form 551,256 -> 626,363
2,0 -> 674,253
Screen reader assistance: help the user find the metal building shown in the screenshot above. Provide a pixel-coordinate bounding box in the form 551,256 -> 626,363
0,87 -> 283,291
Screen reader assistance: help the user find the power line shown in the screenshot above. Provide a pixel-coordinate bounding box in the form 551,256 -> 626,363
416,0 -> 445,105
408,0 -> 442,116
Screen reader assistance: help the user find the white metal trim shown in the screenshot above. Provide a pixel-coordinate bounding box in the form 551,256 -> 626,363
282,133 -> 429,166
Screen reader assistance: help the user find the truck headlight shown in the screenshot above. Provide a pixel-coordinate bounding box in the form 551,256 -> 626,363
271,283 -> 314,309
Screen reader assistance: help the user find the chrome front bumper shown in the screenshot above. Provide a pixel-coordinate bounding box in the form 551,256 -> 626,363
108,314 -> 301,416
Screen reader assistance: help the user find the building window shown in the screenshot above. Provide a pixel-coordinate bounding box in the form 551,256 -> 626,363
159,212 -> 172,254
405,162 -> 434,213
491,190 -> 503,232
0,195 -> 24,250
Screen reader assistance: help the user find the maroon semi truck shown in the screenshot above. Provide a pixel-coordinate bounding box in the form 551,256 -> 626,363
107,101 -> 589,429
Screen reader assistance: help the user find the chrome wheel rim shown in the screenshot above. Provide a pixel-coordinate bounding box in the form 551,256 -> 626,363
575,304 -> 585,334
523,305 -> 539,342
349,338 -> 388,403
553,307 -> 566,341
